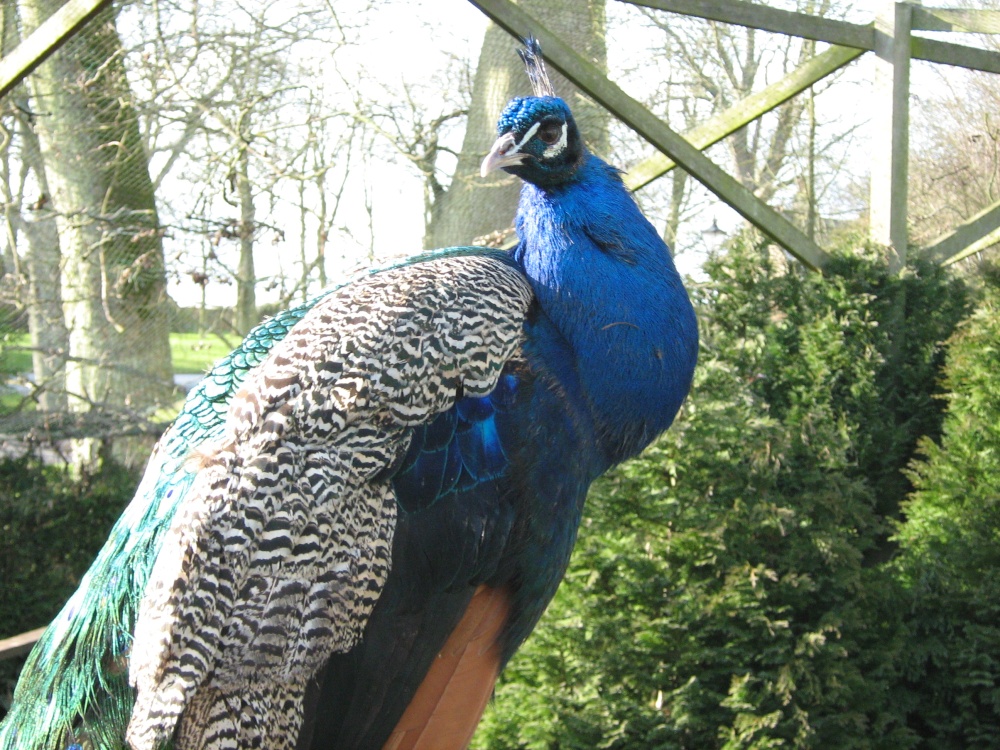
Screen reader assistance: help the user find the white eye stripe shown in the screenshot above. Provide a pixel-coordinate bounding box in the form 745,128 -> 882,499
542,123 -> 568,159
514,121 -> 542,152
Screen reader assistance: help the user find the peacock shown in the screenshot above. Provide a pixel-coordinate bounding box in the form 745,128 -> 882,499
0,39 -> 698,750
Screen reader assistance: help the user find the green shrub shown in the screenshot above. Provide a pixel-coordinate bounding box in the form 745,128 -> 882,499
0,457 -> 138,713
892,275 -> 1000,746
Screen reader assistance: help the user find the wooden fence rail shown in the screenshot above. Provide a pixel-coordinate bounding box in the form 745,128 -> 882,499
0,627 -> 45,661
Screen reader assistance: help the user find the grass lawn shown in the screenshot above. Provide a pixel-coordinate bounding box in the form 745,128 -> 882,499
0,334 -> 32,375
168,333 -> 234,374
0,332 -> 235,378
0,333 -> 239,426
0,390 -> 23,411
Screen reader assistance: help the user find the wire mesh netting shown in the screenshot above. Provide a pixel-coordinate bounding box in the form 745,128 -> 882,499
0,0 -> 442,709
0,0 -> 417,469
0,0 -> 628,472
2,0 -> 1000,742
6,0 -> 998,472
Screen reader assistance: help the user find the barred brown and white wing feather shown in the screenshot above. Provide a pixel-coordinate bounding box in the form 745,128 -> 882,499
126,255 -> 532,750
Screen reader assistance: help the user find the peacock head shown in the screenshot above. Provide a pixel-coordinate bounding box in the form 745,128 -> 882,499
480,39 -> 586,188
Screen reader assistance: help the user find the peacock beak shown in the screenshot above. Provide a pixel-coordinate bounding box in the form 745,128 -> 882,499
481,132 -> 527,177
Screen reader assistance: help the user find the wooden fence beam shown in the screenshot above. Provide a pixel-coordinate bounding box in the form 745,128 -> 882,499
618,0 -> 1000,75
910,36 -> 1000,75
624,44 -> 863,191
620,0 -> 874,49
0,626 -> 44,661
0,0 -> 113,101
922,199 -> 1000,266
912,7 -> 1000,34
870,1 -> 911,273
468,0 -> 831,270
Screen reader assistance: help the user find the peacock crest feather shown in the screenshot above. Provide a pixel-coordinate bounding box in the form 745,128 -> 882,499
517,37 -> 555,98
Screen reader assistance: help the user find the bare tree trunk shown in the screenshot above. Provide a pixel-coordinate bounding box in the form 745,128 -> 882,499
663,169 -> 688,252
235,144 -> 257,335
18,110 -> 68,411
19,0 -> 172,467
0,2 -> 67,411
806,84 -> 817,241
425,0 -> 608,249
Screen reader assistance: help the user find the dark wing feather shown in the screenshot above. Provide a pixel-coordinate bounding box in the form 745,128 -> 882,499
300,366 -> 531,749
0,298 -> 321,750
394,373 -> 519,512
125,252 -> 532,750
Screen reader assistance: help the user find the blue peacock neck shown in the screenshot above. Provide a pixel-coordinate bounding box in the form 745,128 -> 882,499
513,155 -> 698,469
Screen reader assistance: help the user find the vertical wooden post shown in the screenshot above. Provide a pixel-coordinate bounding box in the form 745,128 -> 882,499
869,0 -> 912,273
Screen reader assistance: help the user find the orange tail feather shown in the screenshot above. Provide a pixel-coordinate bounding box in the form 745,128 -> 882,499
382,585 -> 510,750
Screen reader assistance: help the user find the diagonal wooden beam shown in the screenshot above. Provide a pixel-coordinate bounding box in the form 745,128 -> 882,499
922,199 -> 1000,266
619,0 -> 1000,75
0,0 -> 113,101
624,44 -> 862,191
622,0 -> 875,48
468,0 -> 831,271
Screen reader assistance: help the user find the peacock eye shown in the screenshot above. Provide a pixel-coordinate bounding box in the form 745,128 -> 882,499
536,120 -> 563,146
